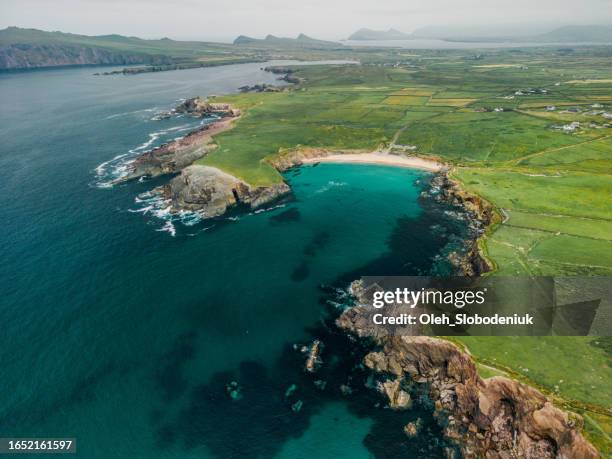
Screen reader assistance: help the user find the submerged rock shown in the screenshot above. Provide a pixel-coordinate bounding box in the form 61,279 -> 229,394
284,383 -> 297,399
291,400 -> 303,413
225,381 -> 243,401
162,165 -> 291,219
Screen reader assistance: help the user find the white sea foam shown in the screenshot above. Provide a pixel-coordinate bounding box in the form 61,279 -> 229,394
128,191 -> 206,236
156,221 -> 177,237
93,122 -> 198,188
315,180 -> 348,194
105,107 -> 159,120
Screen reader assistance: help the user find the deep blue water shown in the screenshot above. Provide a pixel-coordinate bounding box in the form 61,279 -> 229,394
0,63 -> 468,458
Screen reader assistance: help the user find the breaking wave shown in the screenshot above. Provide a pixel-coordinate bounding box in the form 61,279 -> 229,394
129,190 -> 205,237
92,121 -> 205,188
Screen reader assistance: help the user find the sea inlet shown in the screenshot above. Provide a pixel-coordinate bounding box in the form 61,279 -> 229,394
0,61 -> 471,458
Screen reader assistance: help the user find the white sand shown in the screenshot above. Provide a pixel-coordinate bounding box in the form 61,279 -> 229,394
301,153 -> 444,172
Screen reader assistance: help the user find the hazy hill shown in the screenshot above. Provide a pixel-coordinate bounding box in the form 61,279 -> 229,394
233,33 -> 340,48
534,25 -> 612,43
349,24 -> 612,43
348,28 -> 411,40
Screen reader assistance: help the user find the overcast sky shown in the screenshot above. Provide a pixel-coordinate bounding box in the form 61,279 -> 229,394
1,0 -> 611,42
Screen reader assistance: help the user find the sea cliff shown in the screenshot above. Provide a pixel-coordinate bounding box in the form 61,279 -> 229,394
337,284 -> 600,459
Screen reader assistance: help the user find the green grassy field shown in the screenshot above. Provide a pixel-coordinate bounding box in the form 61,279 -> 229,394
196,48 -> 612,451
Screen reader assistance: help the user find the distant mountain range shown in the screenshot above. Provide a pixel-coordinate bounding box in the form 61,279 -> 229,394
0,27 -> 343,70
347,24 -> 612,43
233,33 -> 340,48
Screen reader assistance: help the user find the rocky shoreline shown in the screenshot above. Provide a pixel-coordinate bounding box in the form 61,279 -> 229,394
428,173 -> 497,276
336,282 -> 600,459
121,97 -> 292,217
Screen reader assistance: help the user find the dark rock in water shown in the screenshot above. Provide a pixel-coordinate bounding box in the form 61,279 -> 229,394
291,400 -> 303,413
339,384 -> 353,396
303,339 -> 323,373
404,419 -> 422,438
162,165 -> 291,220
284,383 -> 297,399
225,381 -> 243,400
313,380 -> 327,391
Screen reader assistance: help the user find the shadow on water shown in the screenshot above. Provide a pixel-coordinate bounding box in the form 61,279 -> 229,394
154,331 -> 198,402
269,207 -> 301,224
290,230 -> 332,283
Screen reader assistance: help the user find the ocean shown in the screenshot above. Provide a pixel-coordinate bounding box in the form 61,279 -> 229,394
0,62 -> 469,458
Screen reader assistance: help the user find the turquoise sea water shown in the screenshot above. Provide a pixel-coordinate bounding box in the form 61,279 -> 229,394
0,63 -> 468,458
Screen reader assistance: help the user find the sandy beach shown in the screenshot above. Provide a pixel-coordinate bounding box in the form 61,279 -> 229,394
301,153 -> 444,172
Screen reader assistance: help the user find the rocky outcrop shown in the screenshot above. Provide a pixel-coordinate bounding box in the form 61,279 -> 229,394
123,124 -> 224,181
161,165 -> 290,218
121,102 -> 240,182
173,97 -> 241,118
238,83 -> 283,93
338,306 -> 600,459
430,173 -> 497,275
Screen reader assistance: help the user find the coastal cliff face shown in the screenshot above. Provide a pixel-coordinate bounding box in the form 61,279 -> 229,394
125,124 -> 221,181
0,43 -> 172,69
162,165 -> 290,218
337,295 -> 600,459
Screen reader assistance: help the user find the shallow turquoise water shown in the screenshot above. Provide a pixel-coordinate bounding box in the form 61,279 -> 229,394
0,63 -> 467,458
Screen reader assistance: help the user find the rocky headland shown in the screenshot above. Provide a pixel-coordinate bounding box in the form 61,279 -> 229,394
120,98 -> 240,182
123,97 -> 291,217
160,165 -> 290,218
337,284 -> 600,459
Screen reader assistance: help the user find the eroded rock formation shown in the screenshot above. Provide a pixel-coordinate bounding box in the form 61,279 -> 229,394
338,301 -> 600,459
161,165 -> 290,218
